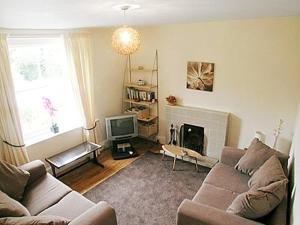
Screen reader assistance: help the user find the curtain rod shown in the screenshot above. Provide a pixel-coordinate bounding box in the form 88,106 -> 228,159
1,29 -> 92,37
7,33 -> 63,39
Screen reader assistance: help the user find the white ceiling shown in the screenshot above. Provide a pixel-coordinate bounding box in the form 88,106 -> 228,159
1,0 -> 300,29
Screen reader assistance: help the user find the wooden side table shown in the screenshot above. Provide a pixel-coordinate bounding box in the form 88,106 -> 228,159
162,144 -> 203,171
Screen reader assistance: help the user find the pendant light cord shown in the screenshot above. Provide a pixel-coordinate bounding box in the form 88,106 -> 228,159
123,8 -> 127,26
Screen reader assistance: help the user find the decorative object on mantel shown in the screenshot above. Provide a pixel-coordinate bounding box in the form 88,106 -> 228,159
137,79 -> 146,86
112,4 -> 141,55
187,61 -> 214,92
273,119 -> 284,148
42,97 -> 59,134
166,95 -> 177,106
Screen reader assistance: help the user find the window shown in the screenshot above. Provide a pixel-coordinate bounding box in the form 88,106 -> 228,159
8,36 -> 83,144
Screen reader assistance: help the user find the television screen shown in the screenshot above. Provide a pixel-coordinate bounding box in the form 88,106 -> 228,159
110,117 -> 134,136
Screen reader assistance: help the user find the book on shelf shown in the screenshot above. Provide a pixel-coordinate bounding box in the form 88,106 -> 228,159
126,87 -> 155,102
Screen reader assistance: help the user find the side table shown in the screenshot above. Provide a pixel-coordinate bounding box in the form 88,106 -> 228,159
45,142 -> 104,178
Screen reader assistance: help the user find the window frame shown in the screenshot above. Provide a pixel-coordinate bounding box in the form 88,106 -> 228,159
7,35 -> 84,146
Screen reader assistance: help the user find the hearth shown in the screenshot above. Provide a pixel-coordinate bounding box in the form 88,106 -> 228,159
179,124 -> 204,155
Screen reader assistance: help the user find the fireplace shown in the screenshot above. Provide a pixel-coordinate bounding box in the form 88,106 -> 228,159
179,124 -> 204,155
164,105 -> 229,167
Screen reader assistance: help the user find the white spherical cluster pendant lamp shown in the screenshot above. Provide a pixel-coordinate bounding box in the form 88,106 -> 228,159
112,5 -> 141,55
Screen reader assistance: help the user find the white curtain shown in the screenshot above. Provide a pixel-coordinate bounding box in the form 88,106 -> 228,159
0,33 -> 29,166
64,33 -> 96,142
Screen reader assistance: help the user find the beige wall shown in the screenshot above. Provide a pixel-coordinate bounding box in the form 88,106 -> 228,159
27,16 -> 300,161
27,28 -> 124,162
130,16 -> 300,152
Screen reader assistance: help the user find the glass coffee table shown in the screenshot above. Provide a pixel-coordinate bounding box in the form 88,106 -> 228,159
45,142 -> 104,178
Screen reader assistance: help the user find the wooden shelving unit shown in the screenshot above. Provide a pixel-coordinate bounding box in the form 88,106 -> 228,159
124,83 -> 157,91
122,51 -> 159,140
137,115 -> 158,122
124,99 -> 157,106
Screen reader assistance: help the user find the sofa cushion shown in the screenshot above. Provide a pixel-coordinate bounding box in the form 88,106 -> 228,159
22,174 -> 72,215
235,138 -> 288,176
39,191 -> 94,220
227,179 -> 288,219
0,191 -> 30,217
0,215 -> 70,225
204,163 -> 250,194
193,183 -> 239,210
248,155 -> 287,188
0,161 -> 30,201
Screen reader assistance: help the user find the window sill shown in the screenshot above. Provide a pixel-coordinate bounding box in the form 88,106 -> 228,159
25,125 -> 82,147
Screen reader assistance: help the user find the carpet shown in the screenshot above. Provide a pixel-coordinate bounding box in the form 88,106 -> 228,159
84,152 -> 210,225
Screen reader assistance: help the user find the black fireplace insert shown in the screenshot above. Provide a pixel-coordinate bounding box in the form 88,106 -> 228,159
179,123 -> 204,154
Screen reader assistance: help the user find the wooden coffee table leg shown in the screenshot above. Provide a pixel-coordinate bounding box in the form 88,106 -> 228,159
93,151 -> 104,168
50,165 -> 57,178
195,158 -> 199,172
161,150 -> 165,161
172,155 -> 177,171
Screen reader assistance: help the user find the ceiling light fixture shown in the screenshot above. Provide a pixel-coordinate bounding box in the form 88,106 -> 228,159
111,4 -> 141,55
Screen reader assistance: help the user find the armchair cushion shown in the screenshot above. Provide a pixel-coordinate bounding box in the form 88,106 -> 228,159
39,191 -> 94,220
248,155 -> 287,188
0,191 -> 30,217
22,174 -> 71,216
0,161 -> 30,201
0,215 -> 70,225
235,138 -> 288,176
227,179 -> 288,219
203,163 -> 250,194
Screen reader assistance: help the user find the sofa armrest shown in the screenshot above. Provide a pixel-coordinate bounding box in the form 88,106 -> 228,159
177,199 -> 264,225
19,160 -> 47,185
69,201 -> 117,225
220,147 -> 246,167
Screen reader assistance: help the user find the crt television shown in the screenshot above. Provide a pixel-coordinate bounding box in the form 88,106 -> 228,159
105,114 -> 138,140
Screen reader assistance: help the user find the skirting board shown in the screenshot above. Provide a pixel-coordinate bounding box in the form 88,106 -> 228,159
159,150 -> 218,169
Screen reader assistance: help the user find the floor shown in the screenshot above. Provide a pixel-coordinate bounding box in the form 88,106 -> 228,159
60,138 -> 162,194
84,151 -> 210,225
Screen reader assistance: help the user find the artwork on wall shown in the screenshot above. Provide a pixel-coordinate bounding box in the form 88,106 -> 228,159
186,61 -> 214,92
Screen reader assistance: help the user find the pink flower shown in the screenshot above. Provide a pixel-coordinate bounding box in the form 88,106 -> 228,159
42,97 -> 57,117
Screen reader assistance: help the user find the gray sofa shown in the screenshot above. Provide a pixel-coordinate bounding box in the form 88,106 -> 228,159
177,147 -> 288,225
18,160 -> 117,225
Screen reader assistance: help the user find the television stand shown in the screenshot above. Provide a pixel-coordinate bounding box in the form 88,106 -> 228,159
111,139 -> 138,160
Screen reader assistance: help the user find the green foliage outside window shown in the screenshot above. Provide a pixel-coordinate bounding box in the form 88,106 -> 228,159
19,63 -> 39,81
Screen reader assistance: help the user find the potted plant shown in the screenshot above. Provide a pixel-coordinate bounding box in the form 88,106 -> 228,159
42,97 -> 59,134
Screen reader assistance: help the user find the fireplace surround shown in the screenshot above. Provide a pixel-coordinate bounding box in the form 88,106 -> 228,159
163,105 -> 229,168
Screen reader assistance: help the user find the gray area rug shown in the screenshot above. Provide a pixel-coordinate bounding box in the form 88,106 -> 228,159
84,152 -> 210,225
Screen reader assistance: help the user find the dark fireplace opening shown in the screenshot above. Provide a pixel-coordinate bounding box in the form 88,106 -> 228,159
179,123 -> 204,154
